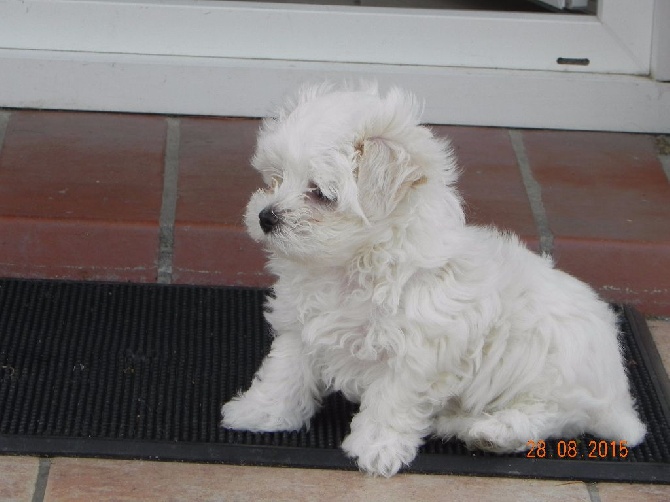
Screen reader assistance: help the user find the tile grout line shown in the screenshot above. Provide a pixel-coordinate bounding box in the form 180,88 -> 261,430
508,129 -> 555,257
157,117 -> 181,285
586,482 -> 602,502
660,154 -> 670,184
0,110 -> 11,153
657,135 -> 670,183
31,458 -> 51,502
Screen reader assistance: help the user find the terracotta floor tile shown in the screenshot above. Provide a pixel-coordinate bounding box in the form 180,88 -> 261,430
44,458 -> 591,502
0,111 -> 166,282
433,126 -> 539,251
0,456 -> 38,500
175,118 -> 261,227
522,131 -> 669,241
0,111 -> 165,222
522,130 -> 670,314
173,117 -> 271,286
0,218 -> 159,282
173,225 -> 271,287
549,238 -> 670,314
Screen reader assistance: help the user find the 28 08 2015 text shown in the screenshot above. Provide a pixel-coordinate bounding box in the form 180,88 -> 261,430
526,440 -> 630,459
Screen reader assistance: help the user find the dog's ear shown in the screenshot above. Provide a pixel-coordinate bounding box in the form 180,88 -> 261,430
353,136 -> 426,221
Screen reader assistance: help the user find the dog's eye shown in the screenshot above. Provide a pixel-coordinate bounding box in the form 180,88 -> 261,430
307,181 -> 336,204
264,175 -> 281,192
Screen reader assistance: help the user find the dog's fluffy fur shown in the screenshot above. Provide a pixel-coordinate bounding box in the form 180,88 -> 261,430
221,82 -> 646,477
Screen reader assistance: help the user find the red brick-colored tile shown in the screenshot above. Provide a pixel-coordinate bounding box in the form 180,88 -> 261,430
173,118 -> 271,286
0,219 -> 158,282
0,111 -> 165,282
523,130 -> 670,314
174,225 -> 270,287
433,126 -> 539,251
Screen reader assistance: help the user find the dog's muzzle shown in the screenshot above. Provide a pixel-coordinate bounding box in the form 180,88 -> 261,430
259,206 -> 280,234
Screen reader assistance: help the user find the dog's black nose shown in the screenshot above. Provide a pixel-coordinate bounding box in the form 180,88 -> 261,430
259,207 -> 280,234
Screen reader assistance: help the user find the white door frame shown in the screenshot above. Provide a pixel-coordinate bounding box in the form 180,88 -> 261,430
0,0 -> 668,132
652,0 -> 670,82
0,0 -> 655,73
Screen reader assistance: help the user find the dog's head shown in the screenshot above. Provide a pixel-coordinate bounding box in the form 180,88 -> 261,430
245,82 -> 461,263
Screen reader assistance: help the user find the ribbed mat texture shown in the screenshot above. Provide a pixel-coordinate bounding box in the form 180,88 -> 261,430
0,278 -> 668,483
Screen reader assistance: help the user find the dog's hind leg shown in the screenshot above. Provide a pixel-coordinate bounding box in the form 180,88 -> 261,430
436,403 -> 553,453
589,403 -> 647,446
221,331 -> 323,432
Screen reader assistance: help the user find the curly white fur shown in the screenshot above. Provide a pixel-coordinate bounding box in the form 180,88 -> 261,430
221,82 -> 646,477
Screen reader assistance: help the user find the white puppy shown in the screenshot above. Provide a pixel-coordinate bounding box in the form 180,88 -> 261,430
221,82 -> 646,477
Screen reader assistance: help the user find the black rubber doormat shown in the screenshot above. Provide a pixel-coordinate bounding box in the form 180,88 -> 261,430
1,278 -> 669,484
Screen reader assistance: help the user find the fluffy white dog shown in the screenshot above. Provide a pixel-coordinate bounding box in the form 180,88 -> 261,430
221,82 -> 646,477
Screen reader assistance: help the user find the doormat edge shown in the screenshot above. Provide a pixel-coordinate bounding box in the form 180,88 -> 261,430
2,436 -> 669,484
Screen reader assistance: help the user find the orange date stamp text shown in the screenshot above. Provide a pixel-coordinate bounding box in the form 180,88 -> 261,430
526,440 -> 629,460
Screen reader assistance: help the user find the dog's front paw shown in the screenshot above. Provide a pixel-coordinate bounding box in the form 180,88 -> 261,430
341,421 -> 421,477
221,394 -> 305,432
